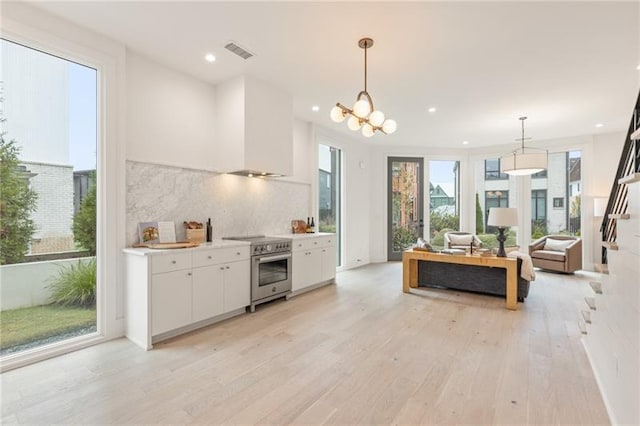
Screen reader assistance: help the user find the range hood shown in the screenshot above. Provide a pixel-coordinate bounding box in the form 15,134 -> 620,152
228,170 -> 284,178
214,75 -> 293,177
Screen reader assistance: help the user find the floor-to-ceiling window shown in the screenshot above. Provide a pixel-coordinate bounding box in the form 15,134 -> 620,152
428,160 -> 460,249
0,39 -> 98,358
318,144 -> 341,266
530,151 -> 581,239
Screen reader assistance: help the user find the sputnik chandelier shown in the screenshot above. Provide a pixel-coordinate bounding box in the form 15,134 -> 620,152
330,38 -> 397,137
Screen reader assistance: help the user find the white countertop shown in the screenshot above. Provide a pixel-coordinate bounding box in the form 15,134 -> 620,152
122,239 -> 250,256
269,232 -> 335,240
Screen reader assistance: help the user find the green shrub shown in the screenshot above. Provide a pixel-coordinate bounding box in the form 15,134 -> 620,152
48,258 -> 96,307
475,193 -> 484,234
392,225 -> 418,252
430,228 -> 453,250
429,211 -> 459,233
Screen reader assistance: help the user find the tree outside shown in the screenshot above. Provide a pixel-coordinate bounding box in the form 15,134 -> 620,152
0,136 -> 38,265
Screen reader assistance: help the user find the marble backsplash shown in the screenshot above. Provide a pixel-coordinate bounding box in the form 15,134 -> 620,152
126,161 -> 311,246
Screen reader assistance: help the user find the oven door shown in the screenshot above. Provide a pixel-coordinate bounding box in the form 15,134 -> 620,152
251,252 -> 292,302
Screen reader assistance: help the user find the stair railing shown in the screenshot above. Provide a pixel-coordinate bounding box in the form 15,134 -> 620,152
600,91 -> 640,264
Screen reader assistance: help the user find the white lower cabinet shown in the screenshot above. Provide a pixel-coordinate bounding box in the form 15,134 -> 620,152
291,234 -> 336,293
151,269 -> 192,335
192,265 -> 224,323
124,243 -> 250,350
222,260 -> 251,312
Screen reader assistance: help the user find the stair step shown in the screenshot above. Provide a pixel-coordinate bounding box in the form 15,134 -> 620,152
585,296 -> 597,310
594,263 -> 609,274
578,318 -> 588,335
630,128 -> 640,140
589,281 -> 603,294
619,173 -> 640,185
602,241 -> 619,250
581,310 -> 592,324
608,213 -> 630,220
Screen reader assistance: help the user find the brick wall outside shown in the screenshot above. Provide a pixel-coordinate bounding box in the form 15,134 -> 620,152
24,162 -> 75,254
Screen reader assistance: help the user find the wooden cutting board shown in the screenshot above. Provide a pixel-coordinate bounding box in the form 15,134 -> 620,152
132,242 -> 199,249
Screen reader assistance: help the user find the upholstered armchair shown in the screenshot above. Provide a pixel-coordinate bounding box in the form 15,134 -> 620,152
444,232 -> 483,250
528,235 -> 582,273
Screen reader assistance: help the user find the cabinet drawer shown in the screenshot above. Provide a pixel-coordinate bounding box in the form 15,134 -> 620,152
151,252 -> 192,274
193,246 -> 250,268
292,236 -> 335,252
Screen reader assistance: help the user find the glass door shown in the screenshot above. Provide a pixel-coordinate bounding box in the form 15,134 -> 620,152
387,157 -> 424,260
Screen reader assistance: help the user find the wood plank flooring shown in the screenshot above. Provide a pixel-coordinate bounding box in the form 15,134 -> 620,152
1,262 -> 610,425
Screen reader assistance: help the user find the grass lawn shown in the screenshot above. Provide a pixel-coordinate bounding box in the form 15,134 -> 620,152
0,305 -> 96,351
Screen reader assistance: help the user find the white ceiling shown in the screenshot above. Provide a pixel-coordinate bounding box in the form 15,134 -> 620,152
27,1 -> 640,148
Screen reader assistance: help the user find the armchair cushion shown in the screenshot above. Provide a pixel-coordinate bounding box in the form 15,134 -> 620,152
543,238 -> 574,252
448,234 -> 473,246
531,250 -> 566,262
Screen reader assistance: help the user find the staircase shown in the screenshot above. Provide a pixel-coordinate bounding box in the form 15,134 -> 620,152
581,106 -> 640,423
599,91 -> 640,264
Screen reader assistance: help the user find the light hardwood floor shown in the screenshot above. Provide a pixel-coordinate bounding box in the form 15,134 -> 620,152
1,262 -> 610,425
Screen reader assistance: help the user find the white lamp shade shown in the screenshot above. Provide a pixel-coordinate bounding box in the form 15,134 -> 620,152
347,115 -> 362,131
362,123 -> 375,137
594,197 -> 608,217
330,106 -> 346,123
369,110 -> 385,127
500,151 -> 547,176
487,207 -> 518,227
382,119 -> 397,134
353,99 -> 371,118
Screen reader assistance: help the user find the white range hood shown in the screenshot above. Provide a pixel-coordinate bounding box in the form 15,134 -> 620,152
214,75 -> 293,177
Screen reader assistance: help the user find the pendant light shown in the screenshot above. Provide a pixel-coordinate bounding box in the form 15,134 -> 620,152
330,38 -> 397,137
500,117 -> 547,176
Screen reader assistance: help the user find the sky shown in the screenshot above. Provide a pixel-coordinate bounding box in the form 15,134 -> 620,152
68,61 -> 97,171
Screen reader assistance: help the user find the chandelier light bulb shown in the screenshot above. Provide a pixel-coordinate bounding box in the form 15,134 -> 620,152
369,110 -> 385,127
382,119 -> 397,134
330,106 -> 346,123
347,115 -> 362,131
353,99 -> 371,118
362,123 -> 375,138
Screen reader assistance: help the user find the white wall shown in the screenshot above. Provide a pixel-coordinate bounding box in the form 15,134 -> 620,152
127,52 -> 217,171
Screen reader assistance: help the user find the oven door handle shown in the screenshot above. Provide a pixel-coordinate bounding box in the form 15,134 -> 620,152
257,253 -> 292,263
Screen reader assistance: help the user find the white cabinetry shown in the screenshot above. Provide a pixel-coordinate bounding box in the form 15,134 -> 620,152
124,242 -> 250,350
291,234 -> 336,294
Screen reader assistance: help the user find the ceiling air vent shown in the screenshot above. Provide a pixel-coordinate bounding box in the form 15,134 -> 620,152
224,41 -> 254,60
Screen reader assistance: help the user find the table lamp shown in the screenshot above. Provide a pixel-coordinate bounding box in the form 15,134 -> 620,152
487,207 -> 518,257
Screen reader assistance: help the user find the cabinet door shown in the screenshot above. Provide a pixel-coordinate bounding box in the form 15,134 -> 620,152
151,270 -> 192,336
321,245 -> 337,282
192,265 -> 224,323
223,259 -> 250,312
293,250 -> 321,291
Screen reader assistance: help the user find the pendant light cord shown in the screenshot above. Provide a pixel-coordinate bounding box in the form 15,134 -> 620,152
363,41 -> 368,93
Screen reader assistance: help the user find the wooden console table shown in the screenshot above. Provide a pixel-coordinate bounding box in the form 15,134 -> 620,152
402,249 -> 519,310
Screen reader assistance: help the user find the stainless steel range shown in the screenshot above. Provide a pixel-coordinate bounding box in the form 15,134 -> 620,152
223,235 -> 292,312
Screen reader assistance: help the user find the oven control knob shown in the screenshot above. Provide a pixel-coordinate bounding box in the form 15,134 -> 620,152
266,244 -> 272,252
272,286 -> 276,293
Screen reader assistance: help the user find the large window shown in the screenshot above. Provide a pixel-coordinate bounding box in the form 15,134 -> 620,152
318,144 -> 341,266
429,160 -> 459,248
0,39 -> 98,358
531,151 -> 581,239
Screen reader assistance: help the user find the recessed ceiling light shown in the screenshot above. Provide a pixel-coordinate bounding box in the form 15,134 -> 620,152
595,123 -> 604,128
311,105 -> 320,112
428,107 -> 437,113
636,64 -> 640,70
462,140 -> 469,145
204,53 -> 216,63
